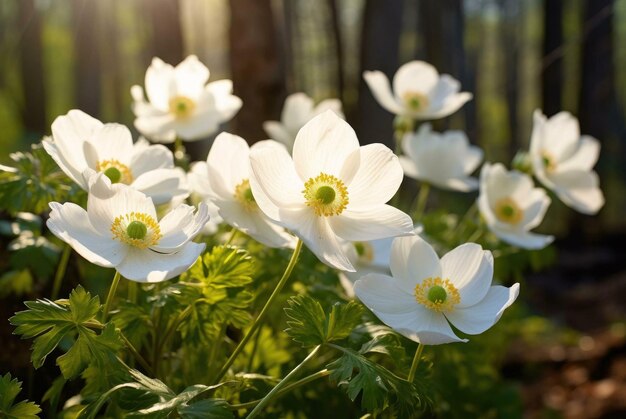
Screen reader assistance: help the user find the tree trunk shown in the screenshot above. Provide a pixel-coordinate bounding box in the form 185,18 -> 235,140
356,0 -> 403,147
327,0 -> 344,103
18,0 -> 46,136
72,0 -> 102,117
145,0 -> 184,65
542,0 -> 563,116
229,0 -> 285,142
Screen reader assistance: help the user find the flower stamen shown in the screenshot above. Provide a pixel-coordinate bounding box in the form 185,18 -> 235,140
403,91 -> 430,113
234,179 -> 257,211
111,212 -> 161,248
302,173 -> 349,217
354,241 -> 374,263
494,197 -> 524,225
414,277 -> 460,312
96,159 -> 133,184
541,151 -> 557,172
169,96 -> 196,119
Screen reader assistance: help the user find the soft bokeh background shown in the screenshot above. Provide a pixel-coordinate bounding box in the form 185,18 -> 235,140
2,0 -> 626,417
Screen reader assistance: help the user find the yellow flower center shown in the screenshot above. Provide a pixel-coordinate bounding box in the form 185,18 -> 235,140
541,150 -> 557,172
169,96 -> 196,119
111,212 -> 161,248
494,197 -> 524,225
403,91 -> 430,112
96,159 -> 133,184
234,179 -> 257,211
354,241 -> 374,263
414,277 -> 460,312
302,173 -> 349,217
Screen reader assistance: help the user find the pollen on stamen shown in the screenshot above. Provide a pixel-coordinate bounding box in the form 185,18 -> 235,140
494,197 -> 524,225
403,91 -> 430,113
96,159 -> 133,184
414,277 -> 460,312
111,212 -> 161,248
302,173 -> 349,217
169,96 -> 196,119
234,179 -> 257,211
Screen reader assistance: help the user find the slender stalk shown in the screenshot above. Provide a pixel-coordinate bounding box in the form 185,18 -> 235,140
229,369 -> 330,411
119,333 -> 154,376
246,327 -> 263,372
51,245 -> 71,300
226,228 -> 240,245
174,137 -> 189,170
214,239 -> 303,383
247,345 -> 320,418
102,271 -> 121,323
158,304 -> 194,355
407,343 -> 425,382
413,183 -> 431,221
127,282 -> 137,304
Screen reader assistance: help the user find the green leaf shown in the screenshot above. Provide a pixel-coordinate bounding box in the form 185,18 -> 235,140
0,373 -> 41,418
284,295 -> 363,347
177,399 -> 234,418
10,286 -> 122,378
0,143 -> 81,216
327,344 -> 427,414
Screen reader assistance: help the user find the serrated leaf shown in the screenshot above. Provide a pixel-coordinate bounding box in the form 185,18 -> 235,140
10,286 -> 122,378
284,295 -> 363,347
0,373 -> 41,418
327,345 -> 426,414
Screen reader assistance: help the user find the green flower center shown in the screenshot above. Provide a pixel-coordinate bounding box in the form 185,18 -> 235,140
243,187 -> 255,203
427,285 -> 447,304
168,96 -> 196,119
126,221 -> 148,240
354,242 -> 366,257
315,185 -> 336,205
104,167 -> 121,184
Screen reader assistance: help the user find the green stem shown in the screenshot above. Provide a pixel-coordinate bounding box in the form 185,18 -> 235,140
226,228 -> 240,245
247,345 -> 320,418
102,271 -> 121,323
214,239 -> 303,383
159,305 -> 193,354
246,326 -> 263,372
407,343 -> 425,382
127,282 -> 137,304
51,245 -> 71,300
229,369 -> 330,411
174,137 -> 189,170
119,333 -> 154,376
413,183 -> 430,221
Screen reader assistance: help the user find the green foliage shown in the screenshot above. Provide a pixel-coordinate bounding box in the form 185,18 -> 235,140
79,369 -> 233,419
0,373 -> 41,419
0,143 -> 79,216
284,294 -> 363,347
10,286 -> 122,378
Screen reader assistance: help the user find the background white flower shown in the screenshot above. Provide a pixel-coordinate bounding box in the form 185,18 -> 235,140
363,60 -> 472,119
188,163 -> 223,235
478,163 -> 553,249
399,124 -> 483,191
249,110 -> 413,271
197,132 -> 294,248
43,109 -> 188,205
354,235 -> 519,345
47,173 -> 209,282
530,110 -> 605,214
263,92 -> 343,151
131,55 -> 242,143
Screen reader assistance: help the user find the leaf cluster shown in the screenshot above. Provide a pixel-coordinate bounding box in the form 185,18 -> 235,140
0,373 -> 41,419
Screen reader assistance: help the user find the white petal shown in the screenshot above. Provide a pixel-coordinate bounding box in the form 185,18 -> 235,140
249,142 -> 305,213
353,273 -> 418,314
558,135 -> 600,172
543,111 -> 580,161
399,155 -> 420,180
363,70 -> 405,115
117,242 -> 205,283
439,176 -> 479,192
292,110 -> 360,182
281,93 -> 315,134
392,61 -> 439,99
548,170 -> 605,214
313,99 -> 344,118
151,202 -> 209,252
445,284 -> 519,335
330,205 -> 413,242
47,202 -> 126,267
427,75 -> 460,109
418,93 -> 472,120
263,121 -> 294,150
491,229 -> 554,250
130,143 -> 174,177
345,143 -> 404,207
133,112 -> 177,143
389,235 -> 441,292
206,80 -> 242,121
171,109 -> 222,140
463,145 -> 484,174
396,307 -> 467,345
441,244 -> 493,308
529,109 -> 547,155
88,124 -> 134,165
42,138 -> 85,188
519,189 -> 551,230
188,161 -> 212,198
173,55 -> 210,98
207,132 -> 251,192
131,168 -> 189,205
145,57 -> 175,111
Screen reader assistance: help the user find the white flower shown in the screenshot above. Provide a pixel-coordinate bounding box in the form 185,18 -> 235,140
399,124 -> 483,191
363,60 -> 472,119
249,110 -> 414,272
478,163 -> 553,249
131,55 -> 242,143
187,164 -> 223,235
529,110 -> 605,214
47,172 -> 209,282
191,132 -> 294,248
354,235 -> 519,345
263,93 -> 343,151
43,110 -> 188,205
339,237 -> 395,298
